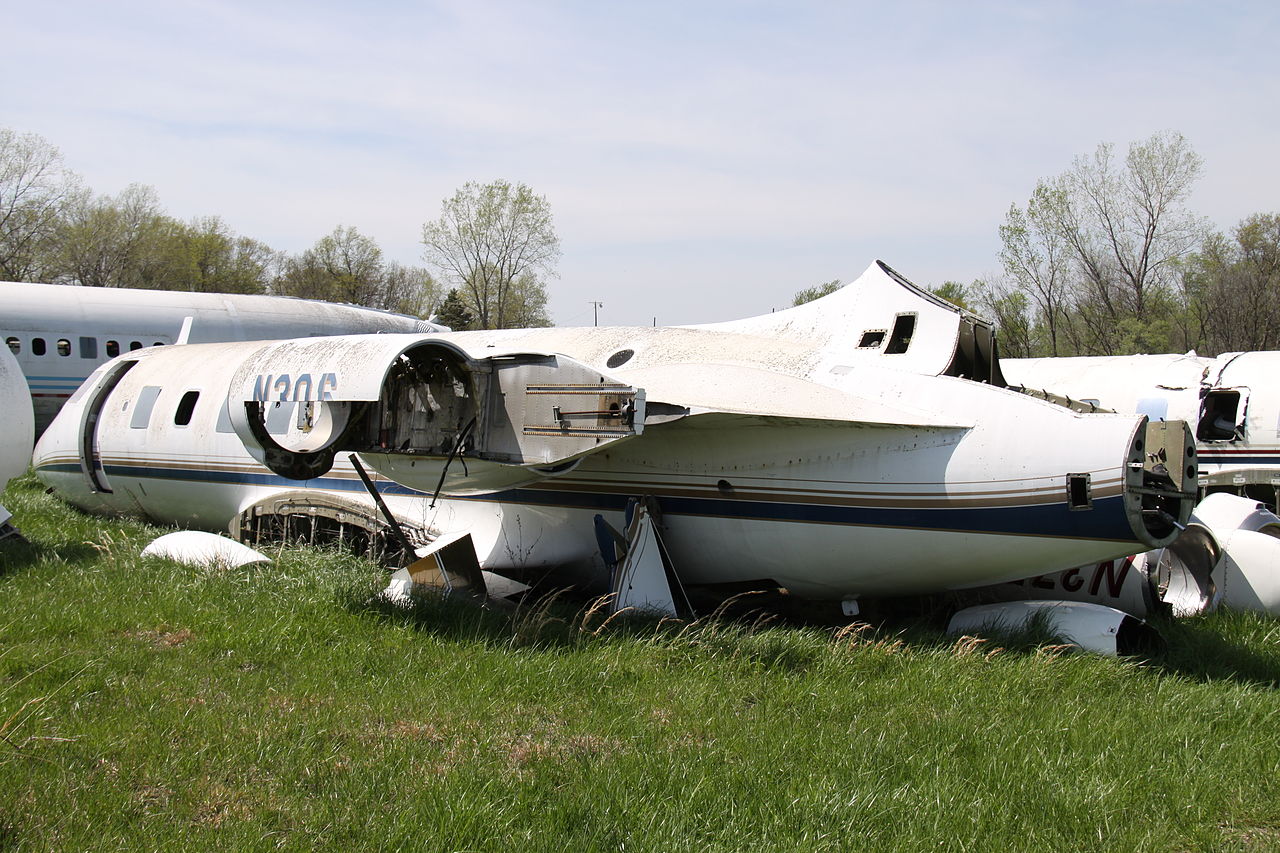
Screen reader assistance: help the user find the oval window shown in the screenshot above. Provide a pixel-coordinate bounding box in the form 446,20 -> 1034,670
606,349 -> 634,369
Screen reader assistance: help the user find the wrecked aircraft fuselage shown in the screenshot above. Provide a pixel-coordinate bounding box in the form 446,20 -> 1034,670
33,261 -> 1197,601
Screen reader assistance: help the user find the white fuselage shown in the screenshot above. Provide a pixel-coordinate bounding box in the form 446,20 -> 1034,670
1005,352 -> 1280,495
1,281 -> 440,434
30,261 -> 1198,599
35,333 -> 1177,599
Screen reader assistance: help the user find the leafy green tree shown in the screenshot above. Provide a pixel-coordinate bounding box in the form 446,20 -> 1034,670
930,281 -> 970,311
56,183 -> 165,288
276,226 -> 439,314
420,180 -> 559,329
1180,213 -> 1280,354
792,279 -> 840,306
999,132 -> 1206,356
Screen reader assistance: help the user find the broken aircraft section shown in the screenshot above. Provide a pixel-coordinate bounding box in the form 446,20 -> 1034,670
26,260 -> 1233,654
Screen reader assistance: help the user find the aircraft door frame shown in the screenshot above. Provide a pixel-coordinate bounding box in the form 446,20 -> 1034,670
78,360 -> 137,493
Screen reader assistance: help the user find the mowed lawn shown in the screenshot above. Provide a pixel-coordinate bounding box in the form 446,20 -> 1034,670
3,473 -> 1280,852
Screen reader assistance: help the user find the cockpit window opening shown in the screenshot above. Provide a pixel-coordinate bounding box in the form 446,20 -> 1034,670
32,338 -> 46,356
106,340 -> 120,358
79,336 -> 98,359
884,314 -> 916,354
174,390 -> 200,426
857,330 -> 886,349
5,336 -> 18,354
57,338 -> 71,356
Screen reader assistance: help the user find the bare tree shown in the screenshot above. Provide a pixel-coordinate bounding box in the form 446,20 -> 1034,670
0,128 -> 83,281
421,180 -> 559,329
998,132 -> 1206,355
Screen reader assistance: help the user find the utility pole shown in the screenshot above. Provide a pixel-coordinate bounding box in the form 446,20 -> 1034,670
589,301 -> 603,326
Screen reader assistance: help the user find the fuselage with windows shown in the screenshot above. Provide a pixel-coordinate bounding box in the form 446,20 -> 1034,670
1,281 -> 443,434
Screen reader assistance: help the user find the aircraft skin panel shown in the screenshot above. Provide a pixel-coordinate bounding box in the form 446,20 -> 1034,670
1007,351 -> 1280,491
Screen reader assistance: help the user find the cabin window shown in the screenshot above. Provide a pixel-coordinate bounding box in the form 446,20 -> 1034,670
57,338 -> 71,356
130,386 -> 163,429
174,390 -> 200,426
153,341 -> 164,347
31,338 -> 46,356
129,341 -> 143,351
857,330 -> 886,349
884,314 -> 916,354
5,336 -> 18,354
106,340 -> 120,358
1198,390 -> 1243,442
79,336 -> 98,359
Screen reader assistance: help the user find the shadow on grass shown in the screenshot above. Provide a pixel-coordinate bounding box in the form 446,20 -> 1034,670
0,538 -> 100,577
337,578 -> 1280,687
1142,613 -> 1280,688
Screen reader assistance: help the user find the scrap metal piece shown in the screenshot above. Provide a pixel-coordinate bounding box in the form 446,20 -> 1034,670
142,531 -> 270,568
947,601 -> 1159,657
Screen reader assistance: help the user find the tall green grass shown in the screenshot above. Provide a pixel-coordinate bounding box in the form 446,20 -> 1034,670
4,473 -> 1280,851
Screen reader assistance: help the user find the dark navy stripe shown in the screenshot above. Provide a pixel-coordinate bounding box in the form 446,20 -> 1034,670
34,460 -> 1141,543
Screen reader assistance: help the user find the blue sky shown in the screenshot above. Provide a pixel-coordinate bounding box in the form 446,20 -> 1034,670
3,1 -> 1277,325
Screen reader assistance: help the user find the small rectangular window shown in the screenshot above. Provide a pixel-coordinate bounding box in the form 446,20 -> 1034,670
885,314 -> 916,354
79,336 -> 98,359
57,338 -> 71,356
130,386 -> 163,429
857,330 -> 886,348
1067,473 -> 1092,510
32,338 -> 46,356
5,337 -> 19,354
174,390 -> 200,426
106,340 -> 120,358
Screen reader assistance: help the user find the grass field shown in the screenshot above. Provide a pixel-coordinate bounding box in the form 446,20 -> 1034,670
4,472 -> 1280,852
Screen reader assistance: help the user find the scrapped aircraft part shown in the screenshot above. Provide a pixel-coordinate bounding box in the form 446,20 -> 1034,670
610,500 -> 684,617
383,533 -> 532,603
1128,419 -> 1198,545
1011,386 -> 1112,414
142,531 -> 270,568
1186,493 -> 1280,614
973,522 -> 1218,619
232,490 -> 430,565
1149,524 -> 1220,616
696,260 -> 1006,385
1190,492 -> 1280,537
947,601 -> 1160,657
407,531 -> 486,596
618,362 -> 969,428
0,504 -> 22,544
1213,529 -> 1280,614
229,335 -> 645,493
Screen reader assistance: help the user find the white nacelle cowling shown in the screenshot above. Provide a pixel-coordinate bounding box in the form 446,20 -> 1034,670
227,336 -> 646,494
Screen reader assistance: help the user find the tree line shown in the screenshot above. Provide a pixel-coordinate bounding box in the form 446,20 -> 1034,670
794,131 -> 1277,360
0,128 -> 556,329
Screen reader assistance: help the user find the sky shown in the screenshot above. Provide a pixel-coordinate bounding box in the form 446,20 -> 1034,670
3,0 -> 1277,326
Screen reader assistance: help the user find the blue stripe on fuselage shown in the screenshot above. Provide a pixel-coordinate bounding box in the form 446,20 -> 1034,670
34,460 -> 1141,543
